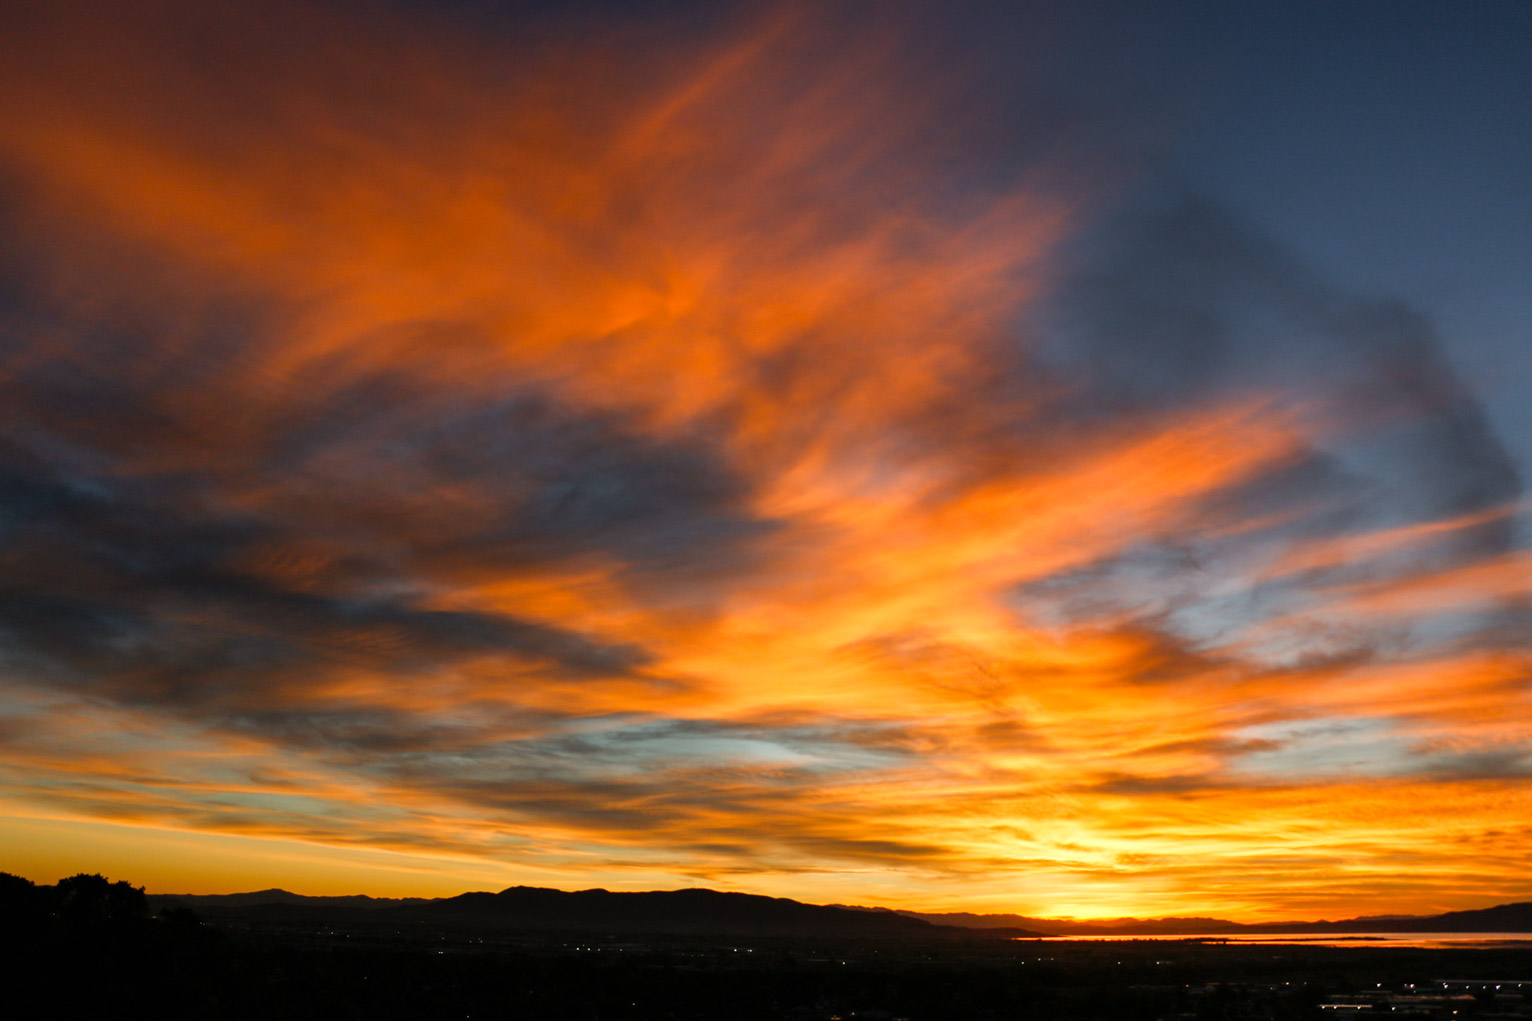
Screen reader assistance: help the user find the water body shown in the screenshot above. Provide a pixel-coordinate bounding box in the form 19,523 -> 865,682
1026,933 -> 1532,949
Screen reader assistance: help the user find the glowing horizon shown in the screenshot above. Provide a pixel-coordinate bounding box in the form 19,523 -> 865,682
0,0 -> 1528,923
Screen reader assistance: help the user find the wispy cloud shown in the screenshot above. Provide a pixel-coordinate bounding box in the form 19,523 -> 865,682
0,0 -> 1526,918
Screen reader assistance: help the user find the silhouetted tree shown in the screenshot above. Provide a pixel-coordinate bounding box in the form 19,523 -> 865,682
0,871 -> 44,938
52,872 -> 150,933
0,871 -> 39,909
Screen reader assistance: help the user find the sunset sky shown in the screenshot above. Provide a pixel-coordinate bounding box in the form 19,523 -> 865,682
1,0 -> 1529,921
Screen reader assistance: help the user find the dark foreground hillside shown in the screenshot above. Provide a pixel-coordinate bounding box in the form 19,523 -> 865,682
6,872 -> 1532,1020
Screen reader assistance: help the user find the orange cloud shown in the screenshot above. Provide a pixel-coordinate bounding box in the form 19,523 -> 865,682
0,0 -> 1527,920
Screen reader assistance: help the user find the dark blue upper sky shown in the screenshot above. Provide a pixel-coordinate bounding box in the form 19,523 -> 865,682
942,0 -> 1531,477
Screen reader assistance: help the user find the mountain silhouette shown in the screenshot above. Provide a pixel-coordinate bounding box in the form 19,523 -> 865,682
149,888 -> 431,910
147,884 -> 1532,937
151,885 -> 1049,938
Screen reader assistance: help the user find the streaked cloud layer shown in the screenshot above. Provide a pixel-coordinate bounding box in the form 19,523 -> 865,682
0,0 -> 1527,918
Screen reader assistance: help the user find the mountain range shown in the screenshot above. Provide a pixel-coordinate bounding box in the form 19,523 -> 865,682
147,885 -> 1532,938
148,885 -> 1047,938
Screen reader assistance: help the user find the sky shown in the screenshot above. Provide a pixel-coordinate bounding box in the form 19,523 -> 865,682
0,0 -> 1528,921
